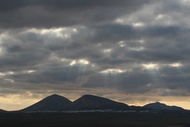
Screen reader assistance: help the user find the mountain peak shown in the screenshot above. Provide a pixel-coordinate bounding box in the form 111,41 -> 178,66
21,94 -> 72,112
80,94 -> 105,100
144,102 -> 184,111
153,102 -> 167,106
49,94 -> 61,97
64,94 -> 129,111
46,94 -> 64,99
82,94 -> 97,98
154,102 -> 165,105
76,94 -> 118,103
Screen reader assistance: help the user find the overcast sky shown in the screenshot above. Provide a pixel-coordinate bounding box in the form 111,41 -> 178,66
1,0 -> 190,110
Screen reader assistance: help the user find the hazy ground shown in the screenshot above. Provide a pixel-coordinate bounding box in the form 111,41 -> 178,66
0,112 -> 190,127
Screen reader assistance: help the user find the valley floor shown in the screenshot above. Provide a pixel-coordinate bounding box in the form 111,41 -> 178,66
0,112 -> 190,127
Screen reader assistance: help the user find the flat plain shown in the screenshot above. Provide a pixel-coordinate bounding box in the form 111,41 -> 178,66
0,112 -> 190,127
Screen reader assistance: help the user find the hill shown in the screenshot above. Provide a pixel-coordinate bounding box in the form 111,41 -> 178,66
18,95 -> 187,112
63,94 -> 130,111
21,94 -> 72,112
0,109 -> 6,113
144,102 -> 184,111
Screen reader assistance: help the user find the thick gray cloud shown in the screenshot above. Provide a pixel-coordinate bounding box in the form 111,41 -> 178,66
1,0 -> 190,110
0,0 -> 150,28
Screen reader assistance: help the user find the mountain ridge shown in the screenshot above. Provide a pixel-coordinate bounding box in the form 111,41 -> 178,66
0,109 -> 6,113
2,94 -> 186,112
63,94 -> 130,111
21,94 -> 72,112
143,102 -> 184,111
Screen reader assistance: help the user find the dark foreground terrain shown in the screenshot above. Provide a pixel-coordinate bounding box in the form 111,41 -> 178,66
0,112 -> 190,127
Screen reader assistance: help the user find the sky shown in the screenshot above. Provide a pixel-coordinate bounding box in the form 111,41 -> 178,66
1,0 -> 190,111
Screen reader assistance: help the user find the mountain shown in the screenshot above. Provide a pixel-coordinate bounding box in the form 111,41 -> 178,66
144,102 -> 184,111
19,94 -> 187,112
21,94 -> 72,112
130,105 -> 150,111
63,95 -> 130,111
0,109 -> 6,113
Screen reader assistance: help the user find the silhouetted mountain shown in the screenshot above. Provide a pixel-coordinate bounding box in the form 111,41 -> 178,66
21,94 -> 72,112
144,102 -> 184,111
130,105 -> 150,111
64,95 -> 130,111
0,109 -> 6,113
18,94 -> 188,112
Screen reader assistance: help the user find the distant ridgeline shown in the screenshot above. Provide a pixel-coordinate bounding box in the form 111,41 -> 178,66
0,94 -> 188,113
0,109 -> 6,113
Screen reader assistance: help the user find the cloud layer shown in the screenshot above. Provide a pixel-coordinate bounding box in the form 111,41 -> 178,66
1,0 -> 190,110
0,0 -> 150,28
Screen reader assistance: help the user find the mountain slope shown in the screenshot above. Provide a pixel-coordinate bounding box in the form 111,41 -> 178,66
0,109 -> 6,113
21,94 -> 72,112
144,102 -> 184,111
64,95 -> 130,111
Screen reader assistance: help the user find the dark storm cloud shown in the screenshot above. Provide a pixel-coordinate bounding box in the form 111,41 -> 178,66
66,24 -> 190,66
0,0 -> 29,12
0,0 -> 150,28
83,65 -> 190,96
0,0 -> 141,11
0,31 -> 48,73
83,70 -> 153,94
1,22 -> 190,88
47,24 -> 185,68
8,65 -> 95,84
89,24 -> 181,43
1,0 -> 190,102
